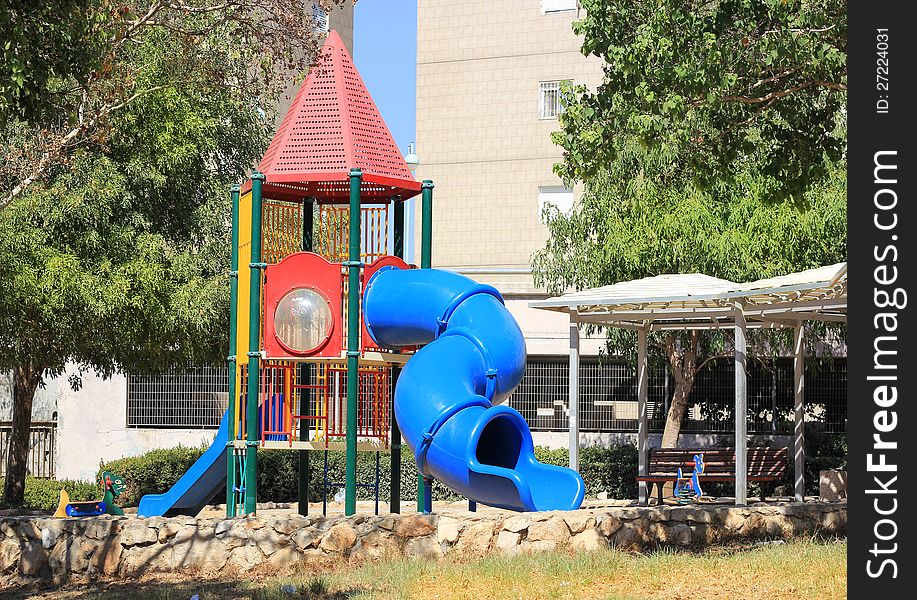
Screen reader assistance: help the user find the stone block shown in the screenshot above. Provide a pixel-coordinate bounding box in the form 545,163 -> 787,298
394,514 -> 437,538
454,522 -> 494,557
570,529 -> 605,551
527,517 -> 569,544
437,517 -> 460,544
820,470 -> 847,501
405,535 -> 442,559
19,540 -> 48,576
495,530 -> 521,555
319,522 -> 357,553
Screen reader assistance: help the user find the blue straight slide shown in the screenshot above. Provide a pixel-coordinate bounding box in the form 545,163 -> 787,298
137,411 -> 229,517
363,267 -> 585,512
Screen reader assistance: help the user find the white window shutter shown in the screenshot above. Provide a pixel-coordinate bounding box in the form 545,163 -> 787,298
541,0 -> 577,14
538,186 -> 575,221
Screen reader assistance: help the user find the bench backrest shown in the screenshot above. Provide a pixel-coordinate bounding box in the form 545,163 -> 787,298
648,447 -> 787,477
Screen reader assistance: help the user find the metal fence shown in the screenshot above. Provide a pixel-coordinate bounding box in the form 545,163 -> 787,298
125,357 -> 846,435
508,357 -> 847,434
0,421 -> 57,479
126,365 -> 228,428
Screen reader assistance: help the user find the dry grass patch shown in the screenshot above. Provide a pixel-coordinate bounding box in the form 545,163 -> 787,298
9,538 -> 845,600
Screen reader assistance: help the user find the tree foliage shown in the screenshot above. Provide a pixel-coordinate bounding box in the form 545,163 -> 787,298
0,0 -> 338,504
0,0 -> 343,210
534,0 -> 847,447
555,0 -> 847,198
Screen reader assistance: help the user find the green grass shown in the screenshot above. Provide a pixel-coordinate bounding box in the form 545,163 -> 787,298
15,538 -> 845,600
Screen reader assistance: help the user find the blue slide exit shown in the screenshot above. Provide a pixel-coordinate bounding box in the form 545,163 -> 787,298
137,411 -> 229,517
363,268 -> 585,512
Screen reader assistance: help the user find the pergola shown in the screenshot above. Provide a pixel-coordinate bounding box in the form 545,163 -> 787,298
529,263 -> 847,506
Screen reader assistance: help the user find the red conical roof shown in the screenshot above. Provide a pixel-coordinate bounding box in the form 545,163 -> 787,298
247,30 -> 421,203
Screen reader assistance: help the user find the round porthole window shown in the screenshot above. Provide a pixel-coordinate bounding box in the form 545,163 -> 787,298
273,288 -> 333,354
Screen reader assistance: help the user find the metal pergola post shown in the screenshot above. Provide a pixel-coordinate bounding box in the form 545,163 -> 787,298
637,326 -> 648,505
794,324 -> 806,502
568,314 -> 580,471
734,302 -> 748,506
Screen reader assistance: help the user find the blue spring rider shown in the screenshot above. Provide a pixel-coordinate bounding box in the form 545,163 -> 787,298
674,453 -> 705,504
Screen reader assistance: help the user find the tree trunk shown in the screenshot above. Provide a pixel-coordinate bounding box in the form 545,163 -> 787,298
660,331 -> 701,449
661,379 -> 696,448
654,332 -> 701,503
3,364 -> 40,506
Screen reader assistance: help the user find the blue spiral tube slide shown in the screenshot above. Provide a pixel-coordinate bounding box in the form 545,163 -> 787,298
363,267 -> 584,512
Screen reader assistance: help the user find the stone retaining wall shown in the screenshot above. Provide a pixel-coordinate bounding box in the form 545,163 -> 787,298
1,502 -> 846,587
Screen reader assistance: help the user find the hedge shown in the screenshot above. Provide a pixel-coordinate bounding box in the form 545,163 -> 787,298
17,432 -> 842,511
86,443 -> 638,507
19,476 -> 101,511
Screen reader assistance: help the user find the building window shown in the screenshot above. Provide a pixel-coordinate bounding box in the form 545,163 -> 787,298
541,0 -> 577,14
538,186 -> 574,221
126,365 -> 227,428
312,2 -> 329,33
539,80 -> 567,119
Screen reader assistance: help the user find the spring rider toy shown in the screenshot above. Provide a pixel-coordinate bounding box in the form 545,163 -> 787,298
673,453 -> 705,505
53,470 -> 127,517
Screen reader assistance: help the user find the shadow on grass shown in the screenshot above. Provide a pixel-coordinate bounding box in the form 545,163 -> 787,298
3,575 -> 367,600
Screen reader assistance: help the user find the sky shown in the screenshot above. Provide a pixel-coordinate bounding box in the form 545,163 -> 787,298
353,0 -> 417,158
353,0 -> 418,259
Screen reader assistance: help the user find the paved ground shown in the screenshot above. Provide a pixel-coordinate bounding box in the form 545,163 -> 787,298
192,495 -> 819,519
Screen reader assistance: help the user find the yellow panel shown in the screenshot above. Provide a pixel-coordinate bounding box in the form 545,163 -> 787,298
234,191 -> 254,436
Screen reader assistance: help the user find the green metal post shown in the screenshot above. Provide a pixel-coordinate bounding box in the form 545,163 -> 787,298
418,179 -> 434,512
244,172 -> 265,515
298,197 -> 315,516
421,181 -> 433,269
226,185 -> 241,518
345,169 -> 363,516
390,196 -> 404,514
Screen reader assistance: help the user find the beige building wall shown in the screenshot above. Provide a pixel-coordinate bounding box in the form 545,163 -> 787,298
415,0 -> 604,355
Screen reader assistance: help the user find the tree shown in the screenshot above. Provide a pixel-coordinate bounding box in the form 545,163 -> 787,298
0,1 -> 337,505
1,0 -> 343,210
534,167 -> 846,446
555,0 -> 846,199
534,0 -> 847,447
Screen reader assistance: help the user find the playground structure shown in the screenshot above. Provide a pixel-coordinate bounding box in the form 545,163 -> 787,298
137,31 -> 584,519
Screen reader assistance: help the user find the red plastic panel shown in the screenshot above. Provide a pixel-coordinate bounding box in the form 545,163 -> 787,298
361,255 -> 413,353
264,252 -> 343,359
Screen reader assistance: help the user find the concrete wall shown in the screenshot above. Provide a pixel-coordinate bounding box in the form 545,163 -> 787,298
0,372 -> 57,422
531,431 -> 795,451
54,368 -> 221,482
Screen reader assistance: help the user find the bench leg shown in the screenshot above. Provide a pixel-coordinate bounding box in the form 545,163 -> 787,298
656,483 -> 664,506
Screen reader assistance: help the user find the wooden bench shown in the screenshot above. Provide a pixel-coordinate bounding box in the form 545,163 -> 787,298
636,447 -> 788,505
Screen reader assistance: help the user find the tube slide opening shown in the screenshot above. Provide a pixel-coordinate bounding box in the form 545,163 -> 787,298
475,413 -> 524,471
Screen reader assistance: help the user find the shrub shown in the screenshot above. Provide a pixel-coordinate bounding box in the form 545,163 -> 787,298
91,431 -> 846,507
95,441 -> 640,507
21,476 -> 100,511
99,445 -> 206,506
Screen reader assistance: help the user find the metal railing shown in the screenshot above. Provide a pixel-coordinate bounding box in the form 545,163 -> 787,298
126,365 -> 228,428
0,420 -> 57,479
509,357 -> 846,435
